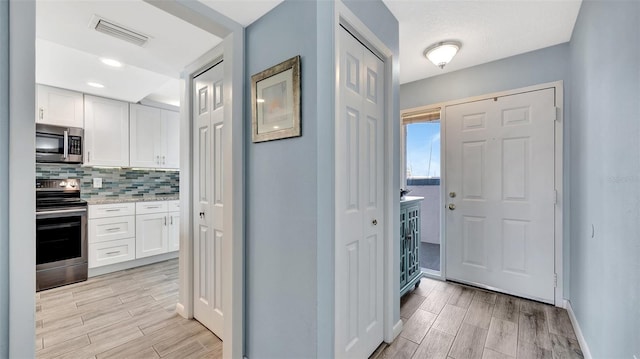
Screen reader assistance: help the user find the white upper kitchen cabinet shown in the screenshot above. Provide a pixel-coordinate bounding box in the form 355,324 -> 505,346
162,109 -> 180,169
129,104 -> 179,169
130,104 -> 162,168
84,95 -> 129,167
36,84 -> 84,128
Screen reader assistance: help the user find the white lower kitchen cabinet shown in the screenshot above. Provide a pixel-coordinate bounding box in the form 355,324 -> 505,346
88,203 -> 136,269
135,212 -> 169,259
89,238 -> 135,268
88,200 -> 179,272
168,211 -> 180,251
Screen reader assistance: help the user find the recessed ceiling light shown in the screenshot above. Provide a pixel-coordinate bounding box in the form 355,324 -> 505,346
100,58 -> 123,68
87,82 -> 105,88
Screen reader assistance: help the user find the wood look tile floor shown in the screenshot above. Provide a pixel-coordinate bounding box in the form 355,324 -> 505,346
35,259 -> 222,359
372,278 -> 584,359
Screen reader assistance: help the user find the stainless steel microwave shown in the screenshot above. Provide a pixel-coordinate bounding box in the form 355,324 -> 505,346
36,124 -> 83,163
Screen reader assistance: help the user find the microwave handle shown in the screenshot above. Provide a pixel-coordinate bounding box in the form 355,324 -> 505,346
63,130 -> 68,159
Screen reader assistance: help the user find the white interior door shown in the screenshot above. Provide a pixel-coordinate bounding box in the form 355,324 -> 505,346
335,27 -> 385,358
193,62 -> 224,337
445,88 -> 556,303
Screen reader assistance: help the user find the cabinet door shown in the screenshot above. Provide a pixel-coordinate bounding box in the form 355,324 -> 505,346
168,211 -> 180,251
136,212 -> 168,258
37,85 -> 84,128
84,95 -> 129,166
130,104 -> 163,168
162,110 -> 180,169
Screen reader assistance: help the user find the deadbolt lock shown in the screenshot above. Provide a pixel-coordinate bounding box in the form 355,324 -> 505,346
449,192 -> 456,198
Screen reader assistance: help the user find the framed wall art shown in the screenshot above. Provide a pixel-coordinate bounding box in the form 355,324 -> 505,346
251,55 -> 301,143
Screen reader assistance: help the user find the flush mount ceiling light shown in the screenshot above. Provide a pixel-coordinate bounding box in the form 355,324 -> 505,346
100,58 -> 123,68
87,82 -> 104,88
424,41 -> 461,69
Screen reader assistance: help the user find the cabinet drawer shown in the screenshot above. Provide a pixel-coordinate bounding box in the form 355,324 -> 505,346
167,200 -> 180,212
89,203 -> 135,219
136,201 -> 168,215
89,238 -> 135,268
89,216 -> 135,243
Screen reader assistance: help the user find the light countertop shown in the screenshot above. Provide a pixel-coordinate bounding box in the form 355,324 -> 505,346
85,196 -> 179,205
400,196 -> 425,204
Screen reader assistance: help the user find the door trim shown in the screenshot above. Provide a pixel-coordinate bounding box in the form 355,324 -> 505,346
401,81 -> 564,306
333,1 -> 399,353
144,2 -> 245,357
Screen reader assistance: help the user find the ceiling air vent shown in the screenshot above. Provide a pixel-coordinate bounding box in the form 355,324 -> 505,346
89,15 -> 149,47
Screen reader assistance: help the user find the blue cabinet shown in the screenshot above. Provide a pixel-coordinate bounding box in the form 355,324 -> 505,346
400,197 -> 424,296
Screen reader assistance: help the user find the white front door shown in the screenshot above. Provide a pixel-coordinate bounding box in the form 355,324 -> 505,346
193,62 -> 225,337
335,27 -> 385,358
445,88 -> 556,303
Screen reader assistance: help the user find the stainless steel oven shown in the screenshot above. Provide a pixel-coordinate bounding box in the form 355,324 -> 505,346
36,179 -> 88,291
36,124 -> 83,164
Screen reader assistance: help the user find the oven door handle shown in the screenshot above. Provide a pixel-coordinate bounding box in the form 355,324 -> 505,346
36,208 -> 87,218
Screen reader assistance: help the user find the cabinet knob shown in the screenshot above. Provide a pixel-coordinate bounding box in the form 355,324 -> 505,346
372,219 -> 378,226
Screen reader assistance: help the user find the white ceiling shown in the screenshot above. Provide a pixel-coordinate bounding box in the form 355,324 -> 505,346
199,0 -> 285,27
35,0 -> 281,107
383,0 -> 582,84
36,0 -> 583,104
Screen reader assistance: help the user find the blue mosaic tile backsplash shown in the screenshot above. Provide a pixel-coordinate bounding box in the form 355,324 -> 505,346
36,164 -> 179,200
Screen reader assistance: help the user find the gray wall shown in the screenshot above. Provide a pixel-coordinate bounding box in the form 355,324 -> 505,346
245,0 -> 398,357
0,0 -> 8,356
399,43 -> 572,297
400,43 -> 569,110
568,1 -> 640,357
245,1 -> 319,357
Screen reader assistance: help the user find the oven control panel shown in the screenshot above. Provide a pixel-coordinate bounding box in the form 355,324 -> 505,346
36,179 -> 79,190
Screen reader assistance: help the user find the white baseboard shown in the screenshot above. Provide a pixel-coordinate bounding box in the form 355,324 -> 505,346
565,299 -> 592,359
175,303 -> 187,318
391,319 -> 403,341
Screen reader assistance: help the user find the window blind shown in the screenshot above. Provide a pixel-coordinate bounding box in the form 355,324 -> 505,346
401,107 -> 441,124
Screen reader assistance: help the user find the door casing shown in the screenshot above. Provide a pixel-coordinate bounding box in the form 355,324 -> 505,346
333,2 -> 402,354
400,81 -> 565,306
141,2 -> 245,357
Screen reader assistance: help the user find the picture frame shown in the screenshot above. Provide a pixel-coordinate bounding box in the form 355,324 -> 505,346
251,55 -> 301,143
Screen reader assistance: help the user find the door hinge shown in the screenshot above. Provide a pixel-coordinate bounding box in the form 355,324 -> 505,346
555,107 -> 561,122
554,189 -> 558,205
553,273 -> 558,288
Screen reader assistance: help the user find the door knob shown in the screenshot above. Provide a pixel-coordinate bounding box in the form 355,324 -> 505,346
448,204 -> 456,210
372,219 -> 378,226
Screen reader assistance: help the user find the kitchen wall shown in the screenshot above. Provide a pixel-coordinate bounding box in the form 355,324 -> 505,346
568,1 -> 640,357
0,0 -> 9,355
36,164 -> 179,200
